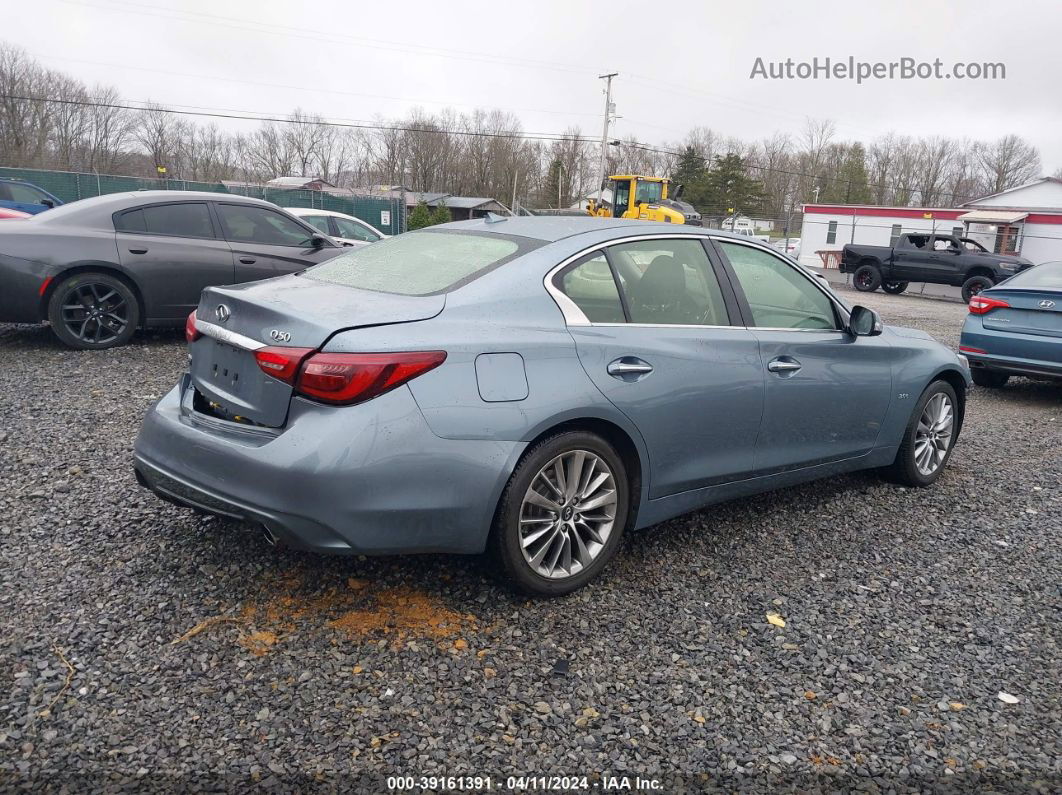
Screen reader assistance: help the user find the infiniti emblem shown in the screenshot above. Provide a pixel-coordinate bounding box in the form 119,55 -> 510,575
215,304 -> 231,323
1040,299 -> 1056,309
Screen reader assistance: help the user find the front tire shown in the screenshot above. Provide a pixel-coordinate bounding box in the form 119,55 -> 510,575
885,381 -> 959,487
853,264 -> 882,292
47,272 -> 139,350
971,369 -> 1009,388
882,281 -> 909,295
961,275 -> 994,303
490,431 -> 630,596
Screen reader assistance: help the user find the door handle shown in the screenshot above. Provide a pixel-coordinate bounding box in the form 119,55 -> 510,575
128,248 -> 148,254
767,358 -> 802,373
239,257 -> 257,264
607,358 -> 653,378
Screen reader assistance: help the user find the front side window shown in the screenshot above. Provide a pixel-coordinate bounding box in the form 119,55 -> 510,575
718,241 -> 837,330
4,182 -> 49,203
302,215 -> 332,235
217,204 -> 316,247
608,238 -> 729,326
558,253 -> 625,323
634,180 -> 663,205
304,230 -> 533,295
335,217 -> 380,242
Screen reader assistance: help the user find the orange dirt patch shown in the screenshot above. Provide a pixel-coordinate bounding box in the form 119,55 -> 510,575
238,630 -> 280,656
327,587 -> 476,646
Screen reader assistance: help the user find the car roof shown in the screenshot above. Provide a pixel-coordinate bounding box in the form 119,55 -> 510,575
29,190 -> 281,225
287,207 -> 367,222
442,216 -> 768,244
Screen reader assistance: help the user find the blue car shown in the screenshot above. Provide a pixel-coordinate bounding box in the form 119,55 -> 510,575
960,261 -> 1062,387
0,178 -> 63,215
135,218 -> 971,595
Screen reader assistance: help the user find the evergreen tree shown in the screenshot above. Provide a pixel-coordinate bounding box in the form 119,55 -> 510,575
431,201 -> 451,225
543,158 -> 565,207
837,143 -> 872,204
407,201 -> 433,230
672,146 -> 707,188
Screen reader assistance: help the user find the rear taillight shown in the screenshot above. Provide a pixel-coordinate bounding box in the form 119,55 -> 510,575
968,295 -> 1010,314
254,346 -> 314,384
295,351 -> 446,405
185,311 -> 201,343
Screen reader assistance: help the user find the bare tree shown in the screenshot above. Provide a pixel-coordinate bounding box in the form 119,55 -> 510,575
976,134 -> 1041,195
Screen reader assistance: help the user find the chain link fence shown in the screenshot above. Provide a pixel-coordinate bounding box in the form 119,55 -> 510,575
0,166 -> 406,234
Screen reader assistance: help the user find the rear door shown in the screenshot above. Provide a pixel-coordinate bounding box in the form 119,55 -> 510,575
891,234 -> 933,280
556,236 -> 764,498
714,239 -> 893,472
114,201 -> 235,320
215,203 -> 341,282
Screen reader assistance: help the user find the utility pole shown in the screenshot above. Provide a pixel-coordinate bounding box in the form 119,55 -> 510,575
596,73 -> 618,205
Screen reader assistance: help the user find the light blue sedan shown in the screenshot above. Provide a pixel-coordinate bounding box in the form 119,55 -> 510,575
960,261 -> 1062,387
135,218 -> 971,595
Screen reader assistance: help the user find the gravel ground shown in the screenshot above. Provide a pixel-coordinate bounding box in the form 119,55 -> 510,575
1,291 -> 1060,792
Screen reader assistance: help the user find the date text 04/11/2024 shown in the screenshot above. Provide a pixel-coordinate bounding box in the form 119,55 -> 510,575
386,776 -> 663,791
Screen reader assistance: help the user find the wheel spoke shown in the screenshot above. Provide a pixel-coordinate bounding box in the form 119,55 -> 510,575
524,489 -> 560,513
564,451 -> 586,501
520,523 -> 555,549
577,488 -> 617,512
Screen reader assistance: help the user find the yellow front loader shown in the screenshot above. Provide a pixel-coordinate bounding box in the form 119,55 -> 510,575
586,175 -> 702,225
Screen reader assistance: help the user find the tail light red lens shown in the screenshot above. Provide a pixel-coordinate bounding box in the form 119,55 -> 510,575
254,346 -> 314,384
968,295 -> 1010,314
185,311 -> 201,343
295,351 -> 446,405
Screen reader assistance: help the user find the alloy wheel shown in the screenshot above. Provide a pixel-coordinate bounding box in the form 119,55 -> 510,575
914,392 -> 954,476
60,282 -> 129,345
518,450 -> 617,579
856,272 -> 872,289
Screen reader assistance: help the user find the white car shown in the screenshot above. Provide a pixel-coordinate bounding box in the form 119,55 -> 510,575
287,208 -> 388,247
773,237 -> 801,258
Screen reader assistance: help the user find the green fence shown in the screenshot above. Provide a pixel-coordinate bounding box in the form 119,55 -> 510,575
0,166 -> 406,235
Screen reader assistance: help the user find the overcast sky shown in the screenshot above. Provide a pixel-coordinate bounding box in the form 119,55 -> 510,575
8,0 -> 1062,169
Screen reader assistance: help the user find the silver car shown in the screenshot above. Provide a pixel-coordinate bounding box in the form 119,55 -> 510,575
135,218 -> 970,595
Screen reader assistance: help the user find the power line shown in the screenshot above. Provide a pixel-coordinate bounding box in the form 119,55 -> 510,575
0,93 -> 602,145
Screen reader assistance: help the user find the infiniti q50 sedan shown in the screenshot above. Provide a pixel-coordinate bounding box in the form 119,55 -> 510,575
134,218 -> 971,595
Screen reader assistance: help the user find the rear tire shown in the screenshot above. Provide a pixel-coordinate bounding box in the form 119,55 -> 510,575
971,369 -> 1010,388
47,272 -> 139,350
961,275 -> 994,303
884,381 -> 959,487
882,281 -> 909,295
853,264 -> 882,292
490,431 -> 630,597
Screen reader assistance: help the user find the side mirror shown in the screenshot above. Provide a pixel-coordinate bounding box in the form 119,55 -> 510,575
41,199 -> 54,208
310,235 -> 326,249
848,305 -> 883,337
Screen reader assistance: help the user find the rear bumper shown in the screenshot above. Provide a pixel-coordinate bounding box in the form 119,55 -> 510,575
133,375 -> 524,555
961,319 -> 1062,380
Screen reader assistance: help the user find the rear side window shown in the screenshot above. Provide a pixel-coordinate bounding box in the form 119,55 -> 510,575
559,253 -> 625,323
1002,262 -> 1062,289
303,230 -> 533,295
115,203 -> 214,238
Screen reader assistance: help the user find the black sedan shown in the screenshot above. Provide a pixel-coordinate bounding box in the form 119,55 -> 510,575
0,191 -> 344,349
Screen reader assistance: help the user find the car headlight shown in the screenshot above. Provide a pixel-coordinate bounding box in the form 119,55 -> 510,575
998,262 -> 1018,271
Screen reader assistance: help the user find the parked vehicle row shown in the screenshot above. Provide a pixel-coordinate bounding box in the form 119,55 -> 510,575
287,207 -> 388,246
842,232 -> 1033,302
133,218 -> 972,595
0,191 -> 350,349
0,177 -> 64,215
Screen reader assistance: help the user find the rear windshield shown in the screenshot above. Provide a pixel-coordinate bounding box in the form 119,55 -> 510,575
302,229 -> 538,295
1001,262 -> 1062,289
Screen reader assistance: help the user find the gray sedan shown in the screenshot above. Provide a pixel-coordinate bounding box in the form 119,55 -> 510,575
134,218 -> 971,595
0,191 -> 342,349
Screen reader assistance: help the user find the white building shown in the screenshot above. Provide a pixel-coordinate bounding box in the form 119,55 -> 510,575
798,177 -> 1062,268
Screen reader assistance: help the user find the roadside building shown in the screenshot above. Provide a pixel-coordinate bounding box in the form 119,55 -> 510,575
799,177 -> 1062,268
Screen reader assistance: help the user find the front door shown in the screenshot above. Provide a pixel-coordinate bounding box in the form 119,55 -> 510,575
555,237 -> 764,498
215,203 -> 341,283
714,239 -> 893,472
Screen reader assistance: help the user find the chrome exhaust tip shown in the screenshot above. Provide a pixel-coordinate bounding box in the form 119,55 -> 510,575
260,525 -> 279,547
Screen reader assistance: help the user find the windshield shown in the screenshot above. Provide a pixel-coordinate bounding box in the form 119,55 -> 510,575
999,261 -> 1062,289
302,229 -> 538,295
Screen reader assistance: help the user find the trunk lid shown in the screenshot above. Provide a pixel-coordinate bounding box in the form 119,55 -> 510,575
189,274 -> 444,427
981,288 -> 1062,339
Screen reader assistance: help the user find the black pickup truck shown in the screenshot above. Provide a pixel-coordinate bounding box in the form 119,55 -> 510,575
841,233 -> 1033,302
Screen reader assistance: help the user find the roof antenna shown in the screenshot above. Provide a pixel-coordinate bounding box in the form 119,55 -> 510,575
483,212 -> 507,224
